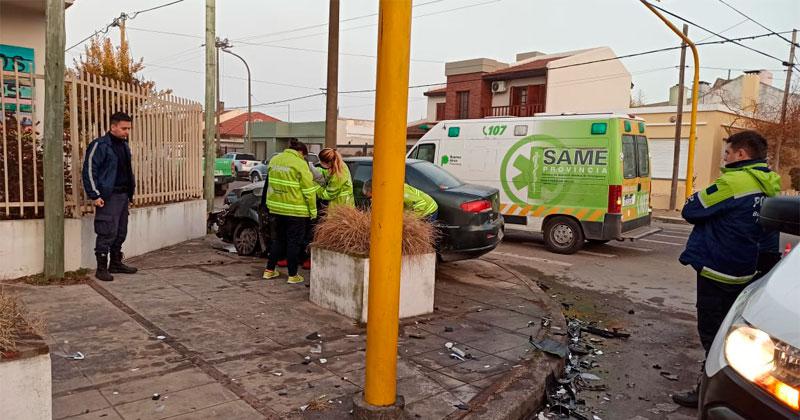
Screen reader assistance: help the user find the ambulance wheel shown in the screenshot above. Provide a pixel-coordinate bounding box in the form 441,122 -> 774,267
543,217 -> 584,254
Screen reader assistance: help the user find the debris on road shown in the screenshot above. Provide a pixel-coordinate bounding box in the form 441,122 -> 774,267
581,325 -> 631,339
454,403 -> 470,410
445,342 -> 472,360
64,351 -> 84,360
306,332 -> 320,340
408,333 -> 425,339
659,371 -> 679,381
646,402 -> 680,414
319,358 -> 327,364
152,393 -> 161,401
579,373 -> 602,381
529,337 -> 569,359
444,326 -> 454,333
310,344 -> 322,354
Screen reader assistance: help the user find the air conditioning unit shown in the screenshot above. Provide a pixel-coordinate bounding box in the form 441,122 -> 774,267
491,81 -> 507,93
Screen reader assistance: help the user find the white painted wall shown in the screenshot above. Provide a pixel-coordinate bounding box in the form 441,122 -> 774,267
310,247 -> 435,323
0,353 -> 52,420
336,118 -> 375,146
0,200 -> 206,279
545,47 -> 631,113
426,96 -> 446,121
490,76 -> 546,107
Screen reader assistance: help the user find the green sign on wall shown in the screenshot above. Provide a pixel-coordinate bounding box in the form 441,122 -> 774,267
1,44 -> 35,113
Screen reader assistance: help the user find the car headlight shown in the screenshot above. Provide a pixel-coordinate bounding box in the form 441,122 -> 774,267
725,324 -> 800,411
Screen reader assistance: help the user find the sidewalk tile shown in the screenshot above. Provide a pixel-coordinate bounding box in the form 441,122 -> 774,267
54,390 -> 110,420
434,355 -> 513,383
99,367 -> 215,405
451,384 -> 481,403
465,308 -> 539,331
396,376 -> 449,404
114,382 -> 237,420
63,408 -> 122,420
257,375 -> 359,415
423,369 -> 468,390
404,391 -> 460,419
463,330 -> 529,354
409,346 -> 488,371
161,400 -> 263,420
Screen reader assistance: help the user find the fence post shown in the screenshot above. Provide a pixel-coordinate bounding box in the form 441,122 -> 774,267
69,74 -> 80,217
43,0 -> 66,279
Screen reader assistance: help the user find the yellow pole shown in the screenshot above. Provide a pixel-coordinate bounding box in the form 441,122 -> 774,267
640,1 -> 699,199
364,0 -> 412,407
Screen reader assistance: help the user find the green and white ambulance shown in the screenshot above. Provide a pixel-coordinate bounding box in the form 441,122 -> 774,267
407,113 -> 661,254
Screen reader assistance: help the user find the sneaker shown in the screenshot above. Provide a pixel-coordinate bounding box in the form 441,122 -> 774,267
262,269 -> 280,280
277,259 -> 288,267
287,274 -> 305,284
671,386 -> 699,408
302,259 -> 311,270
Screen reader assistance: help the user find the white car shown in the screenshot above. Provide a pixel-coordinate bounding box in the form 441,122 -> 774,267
222,152 -> 260,179
700,196 -> 800,419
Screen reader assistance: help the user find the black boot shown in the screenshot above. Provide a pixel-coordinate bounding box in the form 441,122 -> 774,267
95,253 -> 114,282
109,252 -> 138,274
672,383 -> 699,408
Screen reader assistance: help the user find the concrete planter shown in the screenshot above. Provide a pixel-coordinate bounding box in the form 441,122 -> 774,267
309,247 -> 436,323
0,327 -> 52,420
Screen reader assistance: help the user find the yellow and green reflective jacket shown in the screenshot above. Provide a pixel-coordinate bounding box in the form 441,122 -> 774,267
404,184 -> 438,217
318,166 -> 354,208
265,149 -> 319,218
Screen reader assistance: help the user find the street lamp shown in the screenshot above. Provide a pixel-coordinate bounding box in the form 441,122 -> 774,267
220,44 -> 252,152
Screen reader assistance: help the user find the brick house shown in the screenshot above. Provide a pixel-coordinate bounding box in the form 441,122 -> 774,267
421,47 -> 631,123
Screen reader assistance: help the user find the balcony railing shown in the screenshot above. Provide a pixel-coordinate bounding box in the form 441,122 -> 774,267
483,103 -> 544,118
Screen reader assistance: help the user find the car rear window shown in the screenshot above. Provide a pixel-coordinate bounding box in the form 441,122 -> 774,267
238,154 -> 257,160
410,161 -> 462,189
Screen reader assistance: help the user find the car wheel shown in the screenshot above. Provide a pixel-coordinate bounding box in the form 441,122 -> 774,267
250,172 -> 262,183
233,221 -> 260,256
543,216 -> 584,254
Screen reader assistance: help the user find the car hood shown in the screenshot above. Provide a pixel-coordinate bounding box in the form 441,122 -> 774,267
742,247 -> 800,347
241,181 -> 265,193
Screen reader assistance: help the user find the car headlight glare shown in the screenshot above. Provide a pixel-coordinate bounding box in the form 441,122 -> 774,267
724,325 -> 775,381
725,324 -> 800,411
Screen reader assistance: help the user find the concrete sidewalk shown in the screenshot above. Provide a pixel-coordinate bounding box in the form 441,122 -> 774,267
7,236 -> 564,419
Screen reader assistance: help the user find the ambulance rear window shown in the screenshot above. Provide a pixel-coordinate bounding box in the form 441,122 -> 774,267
622,135 -> 637,179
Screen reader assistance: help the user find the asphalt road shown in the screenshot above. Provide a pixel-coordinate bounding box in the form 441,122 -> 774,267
485,222 -> 798,419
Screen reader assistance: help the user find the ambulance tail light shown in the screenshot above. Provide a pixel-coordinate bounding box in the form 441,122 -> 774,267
461,199 -> 492,213
608,185 -> 622,214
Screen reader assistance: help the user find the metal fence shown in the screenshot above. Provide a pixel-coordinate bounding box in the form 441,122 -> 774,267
1,67 -> 203,219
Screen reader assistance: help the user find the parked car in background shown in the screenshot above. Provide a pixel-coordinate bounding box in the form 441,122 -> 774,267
249,153 -> 319,183
700,196 -> 800,419
222,152 -> 260,179
210,156 -> 235,196
345,157 -> 504,261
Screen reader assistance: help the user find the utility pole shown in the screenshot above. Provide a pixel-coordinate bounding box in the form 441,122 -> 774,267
775,29 -> 797,172
359,0 -> 412,414
203,0 -> 216,213
215,38 -> 221,156
669,24 -> 689,211
221,42 -> 252,152
324,0 -> 340,149
44,0 -> 66,279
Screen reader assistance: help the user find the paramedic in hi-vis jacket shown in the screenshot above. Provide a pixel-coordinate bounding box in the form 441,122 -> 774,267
671,130 -> 781,408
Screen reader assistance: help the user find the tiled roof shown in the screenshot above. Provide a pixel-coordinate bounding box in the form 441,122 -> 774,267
484,56 -> 564,80
219,112 -> 281,137
423,86 -> 447,97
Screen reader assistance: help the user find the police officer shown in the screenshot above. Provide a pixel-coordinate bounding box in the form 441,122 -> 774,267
262,140 -> 320,284
672,130 -> 781,407
82,112 -> 138,282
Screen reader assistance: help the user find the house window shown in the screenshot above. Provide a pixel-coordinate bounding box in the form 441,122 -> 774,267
512,87 -> 528,107
435,102 -> 445,121
456,91 -> 469,119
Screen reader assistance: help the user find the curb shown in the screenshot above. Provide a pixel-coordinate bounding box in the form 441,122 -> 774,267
449,260 -> 567,420
653,215 -> 689,225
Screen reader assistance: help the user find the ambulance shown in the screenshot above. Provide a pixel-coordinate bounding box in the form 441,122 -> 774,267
407,113 -> 661,254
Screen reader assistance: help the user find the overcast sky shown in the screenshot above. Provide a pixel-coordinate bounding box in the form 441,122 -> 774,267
63,0 -> 799,122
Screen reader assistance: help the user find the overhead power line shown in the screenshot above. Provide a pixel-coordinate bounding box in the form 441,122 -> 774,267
66,0 -> 186,51
234,0 -> 448,43
644,2 -> 790,66
715,0 -> 798,47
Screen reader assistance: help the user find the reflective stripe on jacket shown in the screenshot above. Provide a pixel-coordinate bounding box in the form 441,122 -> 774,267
403,184 -> 437,217
266,149 -> 318,218
318,165 -> 354,208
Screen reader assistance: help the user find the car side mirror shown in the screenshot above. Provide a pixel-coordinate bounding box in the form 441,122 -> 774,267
759,196 -> 800,236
